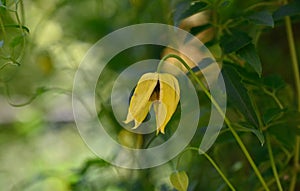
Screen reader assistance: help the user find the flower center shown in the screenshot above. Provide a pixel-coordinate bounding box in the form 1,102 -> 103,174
150,80 -> 160,101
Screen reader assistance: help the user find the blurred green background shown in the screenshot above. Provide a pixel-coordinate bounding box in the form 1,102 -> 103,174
0,1 -> 173,190
0,0 -> 300,191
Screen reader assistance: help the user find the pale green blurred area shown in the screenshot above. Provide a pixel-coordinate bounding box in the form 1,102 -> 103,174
0,0 -> 97,190
0,0 -> 172,190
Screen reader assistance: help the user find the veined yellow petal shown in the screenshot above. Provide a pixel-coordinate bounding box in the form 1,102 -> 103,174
124,73 -> 159,129
153,100 -> 167,134
155,73 -> 180,134
124,101 -> 152,129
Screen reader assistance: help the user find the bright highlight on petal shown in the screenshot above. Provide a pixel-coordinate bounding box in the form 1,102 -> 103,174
156,73 -> 180,134
124,72 -> 180,134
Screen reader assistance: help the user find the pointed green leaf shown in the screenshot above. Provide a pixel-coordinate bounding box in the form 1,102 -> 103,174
79,158 -> 109,175
190,23 -> 212,36
273,1 -> 300,21
4,24 -> 30,33
185,23 -> 212,43
219,0 -> 233,8
220,31 -> 252,54
263,75 -> 286,91
270,110 -> 300,126
267,110 -> 300,149
170,171 -> 189,191
173,1 -> 210,26
233,122 -> 265,145
222,63 -> 259,127
248,11 -> 274,27
263,108 -> 286,125
268,124 -> 296,150
237,43 -> 262,76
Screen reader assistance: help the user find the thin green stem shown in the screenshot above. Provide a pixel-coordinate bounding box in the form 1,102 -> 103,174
263,88 -> 284,109
176,147 -> 236,191
257,168 -> 290,191
262,87 -> 286,189
283,1 -> 300,190
266,134 -> 283,191
160,54 -> 270,191
143,134 -> 157,148
14,0 -> 26,62
19,0 -> 25,25
14,1 -> 23,32
272,94 -> 284,109
0,16 -> 7,38
284,1 -> 300,122
227,123 -> 270,191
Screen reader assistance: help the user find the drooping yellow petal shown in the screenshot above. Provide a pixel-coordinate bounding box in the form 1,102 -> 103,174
124,73 -> 159,129
155,73 -> 180,134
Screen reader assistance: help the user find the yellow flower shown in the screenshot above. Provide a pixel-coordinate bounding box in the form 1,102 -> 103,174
124,72 -> 180,134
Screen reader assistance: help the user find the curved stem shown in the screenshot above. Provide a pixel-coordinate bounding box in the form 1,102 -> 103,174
6,86 -> 70,107
266,134 -> 283,191
160,54 -> 270,191
176,147 -> 236,191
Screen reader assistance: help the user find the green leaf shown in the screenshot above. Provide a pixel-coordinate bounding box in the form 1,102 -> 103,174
273,110 -> 300,126
263,75 -> 286,91
9,35 -> 24,48
173,1 -> 210,26
263,108 -> 286,125
36,86 -> 48,95
247,11 -> 274,27
273,1 -> 300,21
79,158 -> 109,175
170,171 -> 189,191
189,23 -> 212,36
0,0 -> 5,7
237,43 -> 262,76
219,0 -> 232,8
268,124 -> 296,150
220,31 -> 252,54
184,23 -> 212,43
233,122 -> 265,145
222,63 -> 259,127
4,24 -> 30,33
267,110 -> 300,149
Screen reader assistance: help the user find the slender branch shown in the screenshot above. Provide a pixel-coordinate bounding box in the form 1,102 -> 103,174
266,134 -> 283,191
263,88 -> 284,109
257,168 -> 290,191
14,0 -> 24,33
143,134 -> 157,148
263,86 -> 285,190
176,147 -> 236,191
0,16 -> 7,38
14,0 -> 26,63
283,1 -> 300,190
160,54 -> 270,191
6,86 -> 70,107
